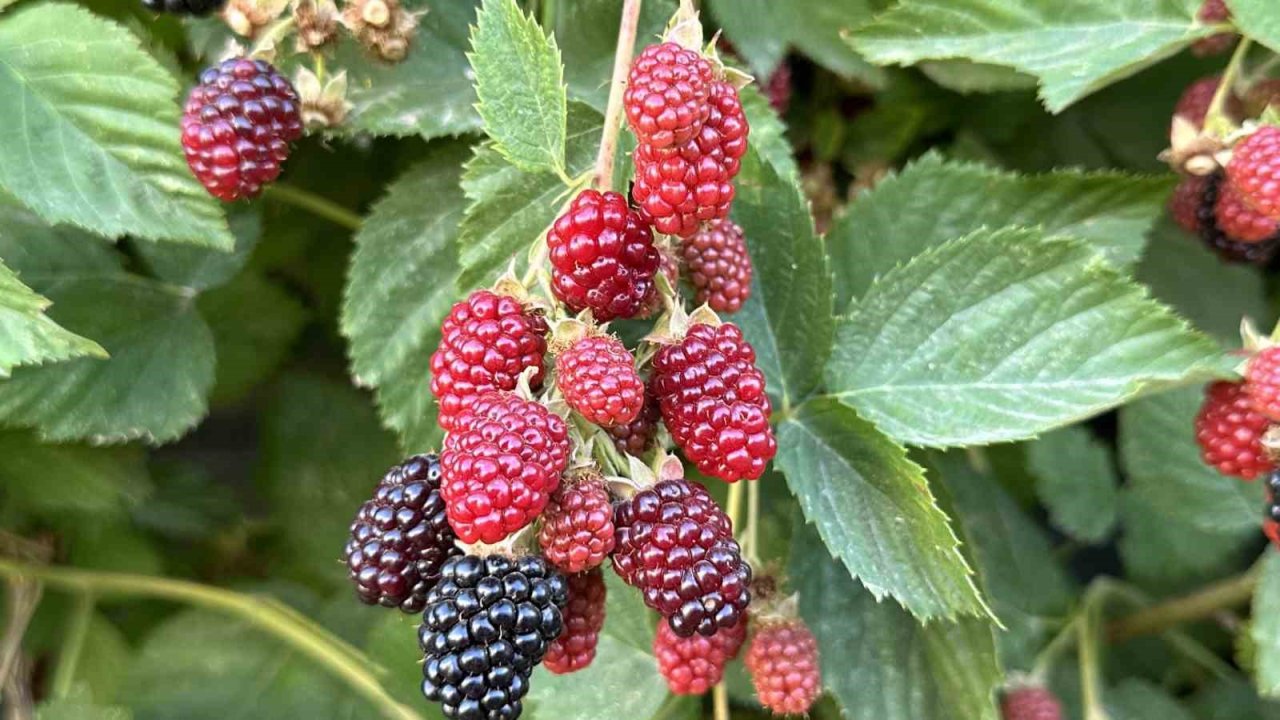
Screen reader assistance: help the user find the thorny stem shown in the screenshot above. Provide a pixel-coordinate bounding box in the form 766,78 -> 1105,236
593,0 -> 643,191
262,184 -> 363,231
1206,38 -> 1253,135
50,593 -> 94,700
0,560 -> 423,720
1107,566 -> 1260,642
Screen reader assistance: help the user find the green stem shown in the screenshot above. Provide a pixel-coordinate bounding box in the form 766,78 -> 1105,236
1107,567 -> 1259,643
726,481 -> 744,531
50,593 -> 94,700
1205,38 -> 1253,135
1078,595 -> 1110,720
593,0 -> 643,191
262,184 -> 362,231
0,560 -> 421,720
746,479 -> 760,561
1029,616 -> 1078,683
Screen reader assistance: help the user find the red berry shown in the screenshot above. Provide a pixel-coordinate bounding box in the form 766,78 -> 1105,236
546,190 -> 661,321
1169,176 -> 1207,233
682,219 -> 753,313
633,81 -> 749,238
624,42 -> 714,150
344,454 -> 461,613
1228,126 -> 1280,220
766,62 -> 792,114
556,334 -> 645,427
440,392 -> 570,543
544,569 -> 607,675
1198,173 -> 1280,264
1195,381 -> 1274,480
1192,0 -> 1236,57
1000,686 -> 1063,720
1216,181 -> 1279,242
1173,76 -> 1233,130
429,290 -> 548,432
181,57 -> 302,202
605,389 -> 661,457
538,476 -> 616,574
744,619 -> 821,716
612,477 -> 751,637
651,322 -> 776,482
654,617 -> 746,695
1247,347 -> 1280,421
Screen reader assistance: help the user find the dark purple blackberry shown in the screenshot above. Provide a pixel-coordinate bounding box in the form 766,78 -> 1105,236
611,478 -> 752,637
1198,172 -> 1280,264
419,554 -> 568,720
141,0 -> 224,14
344,454 -> 460,613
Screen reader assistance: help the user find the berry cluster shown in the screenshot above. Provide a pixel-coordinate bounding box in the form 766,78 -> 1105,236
337,24 -> 784,720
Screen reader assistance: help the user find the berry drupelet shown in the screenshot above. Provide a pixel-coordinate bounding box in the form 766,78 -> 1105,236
1197,173 -> 1280,264
1194,380 -> 1274,480
745,619 -> 822,716
624,42 -> 714,150
537,477 -> 616,575
605,390 -> 661,458
555,333 -> 646,427
543,568 -> 607,675
344,454 -> 460,613
681,219 -> 753,313
654,618 -> 746,695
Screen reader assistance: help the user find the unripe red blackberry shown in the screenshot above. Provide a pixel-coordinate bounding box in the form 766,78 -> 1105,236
546,190 -> 661,321
181,58 -> 303,202
624,42 -> 714,150
766,62 -> 792,114
1228,126 -> 1280,220
745,619 -> 822,716
419,554 -> 567,720
1194,380 -> 1274,480
344,454 -> 461,613
651,322 -> 776,482
543,569 -> 606,675
633,81 -> 749,238
1000,685 -> 1063,720
612,477 -> 751,637
1216,181 -> 1279,242
1247,346 -> 1280,421
605,390 -> 661,457
538,476 -> 616,575
654,617 -> 746,695
682,219 -> 753,313
429,290 -> 548,432
556,333 -> 645,427
1192,0 -> 1236,57
441,392 -> 570,544
1197,173 -> 1280,264
1169,175 -> 1207,233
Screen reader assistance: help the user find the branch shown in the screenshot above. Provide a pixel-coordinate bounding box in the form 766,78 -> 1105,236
592,0 -> 643,191
1107,567 -> 1259,643
262,184 -> 363,231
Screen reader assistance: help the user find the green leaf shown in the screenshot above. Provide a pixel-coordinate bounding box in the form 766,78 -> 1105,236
1120,386 -> 1261,533
919,61 -> 1038,94
707,0 -> 883,84
36,689 -> 131,720
790,523 -> 1000,720
469,0 -> 568,174
1109,679 -> 1196,720
849,0 -> 1211,112
1226,0 -> 1280,54
1138,216 -> 1273,346
190,0 -> 481,140
827,227 -> 1222,447
0,431 -> 149,524
553,0 -> 675,111
732,148 -> 832,406
0,4 -> 232,248
257,375 -> 400,588
133,210 -> 260,292
0,258 -> 105,377
1118,490 -> 1256,592
525,573 -> 669,720
828,153 -> 1174,307
739,84 -> 798,182
458,103 -> 602,288
1026,426 -> 1120,543
198,271 -> 307,407
340,142 -> 471,452
1254,550 -> 1280,698
776,398 -> 987,620
1190,677 -> 1280,719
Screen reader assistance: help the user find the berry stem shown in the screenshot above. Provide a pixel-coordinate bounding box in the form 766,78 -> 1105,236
726,479 -> 744,531
746,478 -> 760,560
49,592 -> 94,700
0,559 -> 424,720
1077,592 -> 1110,720
592,0 -> 643,192
1205,37 -> 1253,136
0,576 -> 41,688
262,183 -> 363,231
712,683 -> 730,720
1106,564 -> 1260,642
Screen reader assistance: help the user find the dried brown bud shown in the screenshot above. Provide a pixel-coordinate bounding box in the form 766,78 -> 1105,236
341,0 -> 420,63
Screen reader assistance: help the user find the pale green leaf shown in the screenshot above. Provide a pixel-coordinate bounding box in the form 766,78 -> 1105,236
133,210 -> 260,292
919,60 -> 1037,94
0,258 -> 104,377
340,143 -> 471,452
1120,386 -> 1261,533
1118,491 -> 1256,592
1027,426 -> 1120,543
790,523 -> 1000,720
739,84 -> 798,182
1254,550 -> 1280,698
829,153 -> 1174,307
470,0 -> 568,174
732,148 -> 832,406
36,690 -> 131,720
0,4 -> 232,248
458,103 -> 601,288
707,0 -> 883,83
777,398 -> 987,620
849,0 -> 1211,112
827,227 -> 1222,447
553,0 -> 675,111
0,431 -> 149,522
1227,0 -> 1280,54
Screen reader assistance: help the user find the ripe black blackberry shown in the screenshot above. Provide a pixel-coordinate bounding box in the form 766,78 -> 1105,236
1198,173 -> 1280,264
1265,470 -> 1280,548
344,454 -> 460,613
419,554 -> 568,720
141,0 -> 224,15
